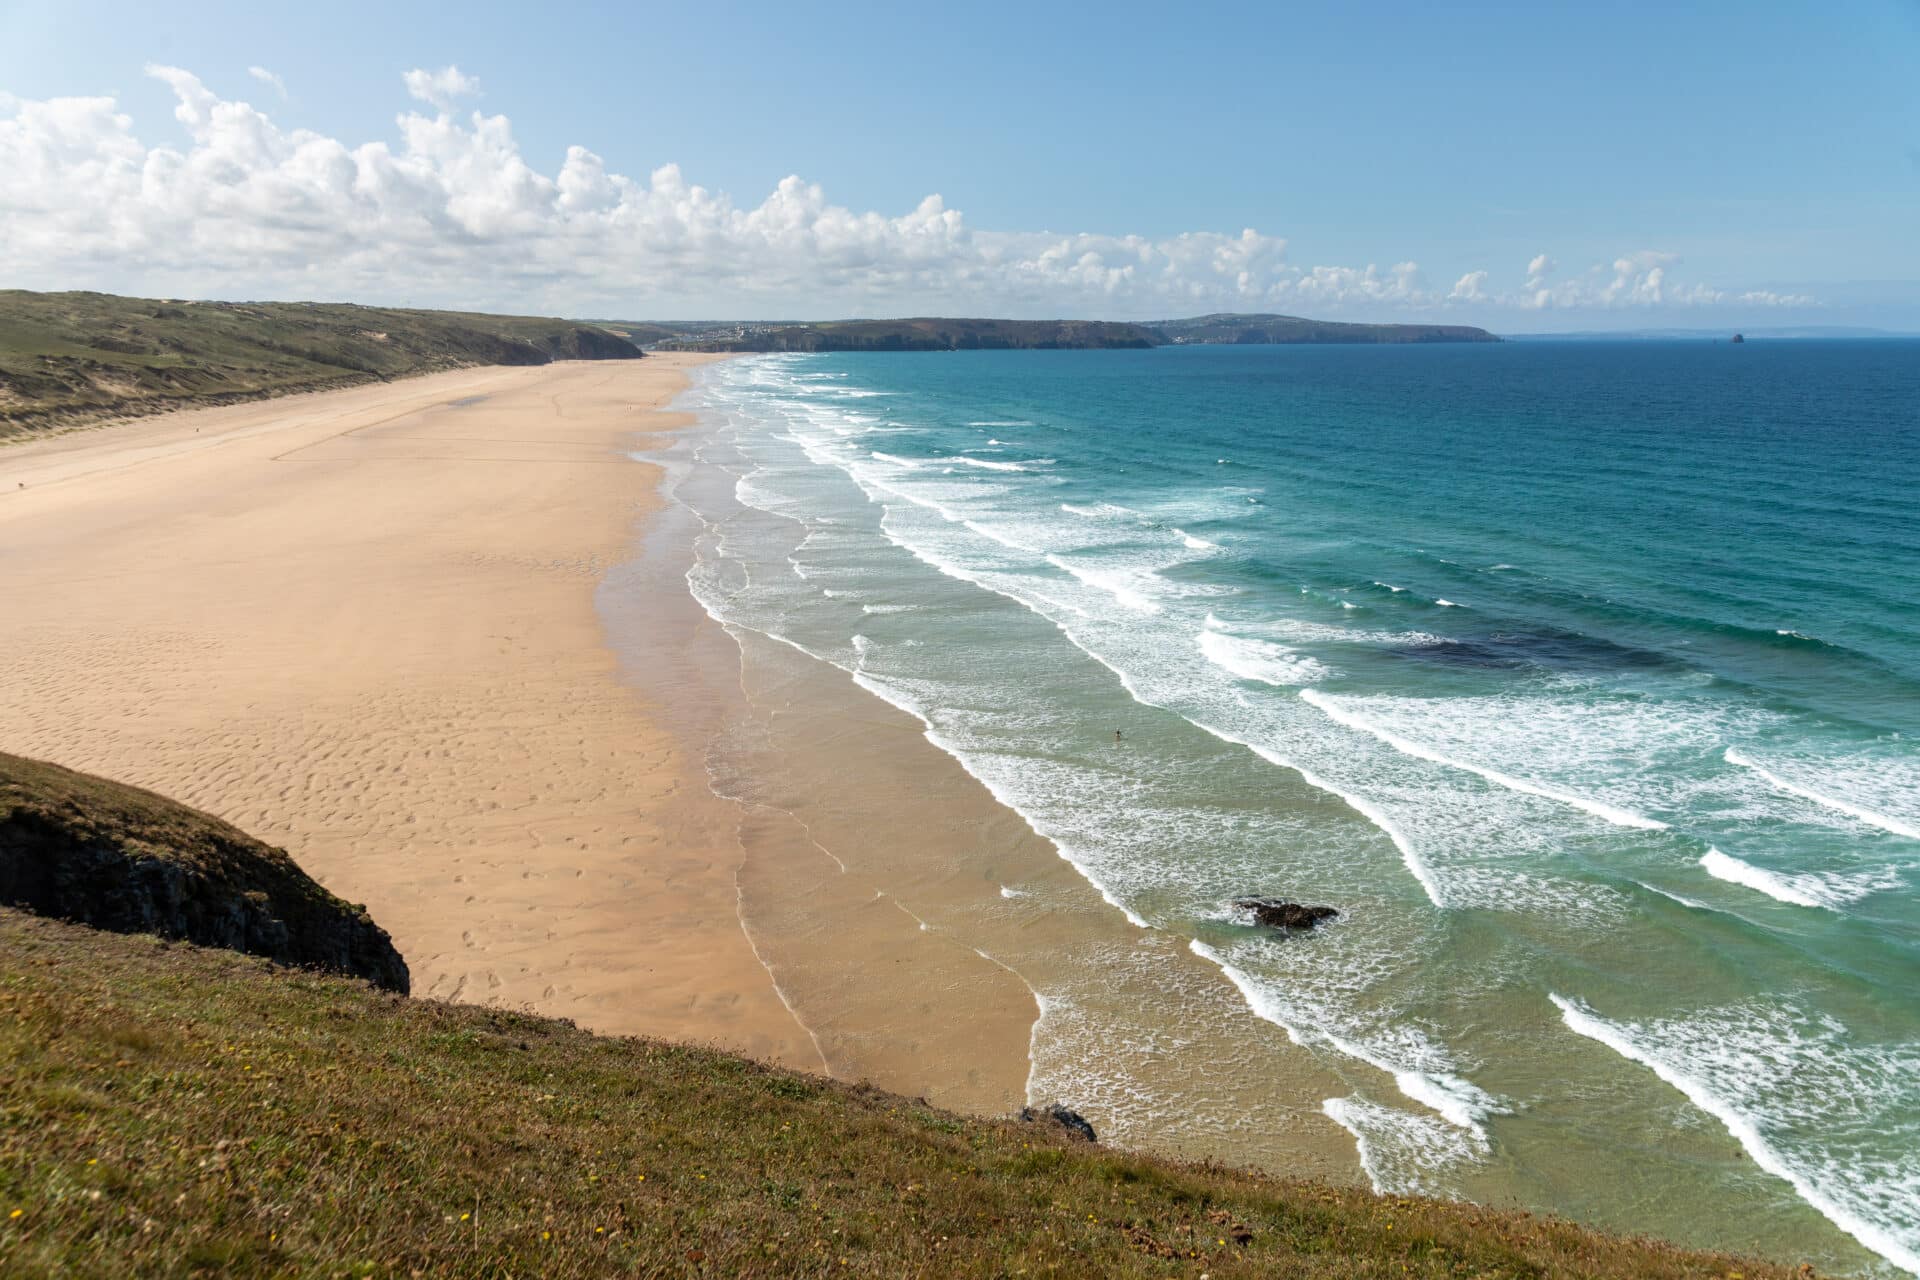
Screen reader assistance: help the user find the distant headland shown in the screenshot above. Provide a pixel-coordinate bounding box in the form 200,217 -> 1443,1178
640,312 -> 1500,353
0,290 -> 1501,438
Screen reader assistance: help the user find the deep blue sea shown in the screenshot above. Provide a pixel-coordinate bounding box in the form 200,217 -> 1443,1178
676,341 -> 1920,1275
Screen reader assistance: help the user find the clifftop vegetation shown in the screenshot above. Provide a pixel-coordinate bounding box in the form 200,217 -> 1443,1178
0,290 -> 643,437
0,759 -> 1805,1279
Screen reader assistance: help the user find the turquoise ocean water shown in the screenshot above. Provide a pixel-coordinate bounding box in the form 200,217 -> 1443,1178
672,342 -> 1920,1275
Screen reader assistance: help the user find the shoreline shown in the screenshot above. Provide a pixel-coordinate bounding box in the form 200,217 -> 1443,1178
643,358 -> 1363,1172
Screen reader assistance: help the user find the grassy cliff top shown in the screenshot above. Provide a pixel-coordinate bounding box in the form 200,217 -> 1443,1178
0,908 -> 1807,1279
0,290 -> 642,437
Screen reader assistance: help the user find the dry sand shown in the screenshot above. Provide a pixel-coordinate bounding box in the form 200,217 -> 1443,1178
0,358 -> 822,1067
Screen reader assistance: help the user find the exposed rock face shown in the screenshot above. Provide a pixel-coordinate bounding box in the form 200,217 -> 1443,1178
1021,1103 -> 1098,1143
532,325 -> 649,361
1234,899 -> 1340,931
0,752 -> 408,992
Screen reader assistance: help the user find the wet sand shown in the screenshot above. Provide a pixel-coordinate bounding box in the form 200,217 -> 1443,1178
625,403 -> 1361,1170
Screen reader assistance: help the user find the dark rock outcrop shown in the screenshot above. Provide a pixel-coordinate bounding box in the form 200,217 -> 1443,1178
1021,1103 -> 1098,1143
0,752 -> 409,992
532,325 -> 650,361
1234,899 -> 1340,931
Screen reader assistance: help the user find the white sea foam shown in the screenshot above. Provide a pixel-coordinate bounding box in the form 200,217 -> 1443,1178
1700,848 -> 1827,908
1300,690 -> 1670,831
1169,527 -> 1218,550
1045,555 -> 1162,613
1634,880 -> 1720,912
1552,994 -> 1920,1275
1435,598 -> 1462,607
1700,848 -> 1901,910
947,455 -> 1038,472
1198,629 -> 1331,686
1322,1097 -> 1484,1196
1191,940 -> 1499,1135
966,420 -> 1033,427
1724,748 -> 1920,840
869,450 -> 923,468
1213,613 -> 1446,648
1059,501 -> 1137,519
961,519 -> 1044,554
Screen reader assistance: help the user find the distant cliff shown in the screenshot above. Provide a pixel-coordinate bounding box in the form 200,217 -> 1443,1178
0,290 -> 645,436
0,752 -> 409,992
666,317 -> 1161,352
1147,313 -> 1500,344
654,313 -> 1498,352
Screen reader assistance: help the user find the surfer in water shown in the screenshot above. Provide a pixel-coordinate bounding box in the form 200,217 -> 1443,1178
1114,729 -> 1124,745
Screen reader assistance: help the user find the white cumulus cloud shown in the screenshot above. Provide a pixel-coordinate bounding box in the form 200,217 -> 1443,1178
246,66 -> 287,99
0,66 -> 1815,318
402,65 -> 480,111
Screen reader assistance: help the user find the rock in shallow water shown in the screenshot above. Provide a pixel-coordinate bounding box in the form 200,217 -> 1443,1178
1234,899 -> 1340,931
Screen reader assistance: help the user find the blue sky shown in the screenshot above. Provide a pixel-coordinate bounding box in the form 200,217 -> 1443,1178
2,0 -> 1916,328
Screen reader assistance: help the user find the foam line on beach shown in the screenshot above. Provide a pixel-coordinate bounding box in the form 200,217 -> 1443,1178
1551,994 -> 1920,1275
1300,689 -> 1669,832
849,669 -> 1153,931
1724,747 -> 1920,840
1321,1096 -> 1483,1196
1191,940 -> 1497,1134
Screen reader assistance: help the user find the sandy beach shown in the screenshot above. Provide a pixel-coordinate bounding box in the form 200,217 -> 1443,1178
0,359 -> 831,1063
0,355 -> 1352,1158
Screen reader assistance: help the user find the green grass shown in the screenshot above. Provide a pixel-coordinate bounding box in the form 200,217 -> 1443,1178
0,909 -> 1809,1279
0,290 -> 641,437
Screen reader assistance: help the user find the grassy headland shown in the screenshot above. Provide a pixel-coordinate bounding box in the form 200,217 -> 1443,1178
0,758 -> 1805,1279
648,314 -> 1499,352
1148,313 -> 1501,344
0,291 -> 642,437
658,317 -> 1161,353
0,907 -> 1815,1280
